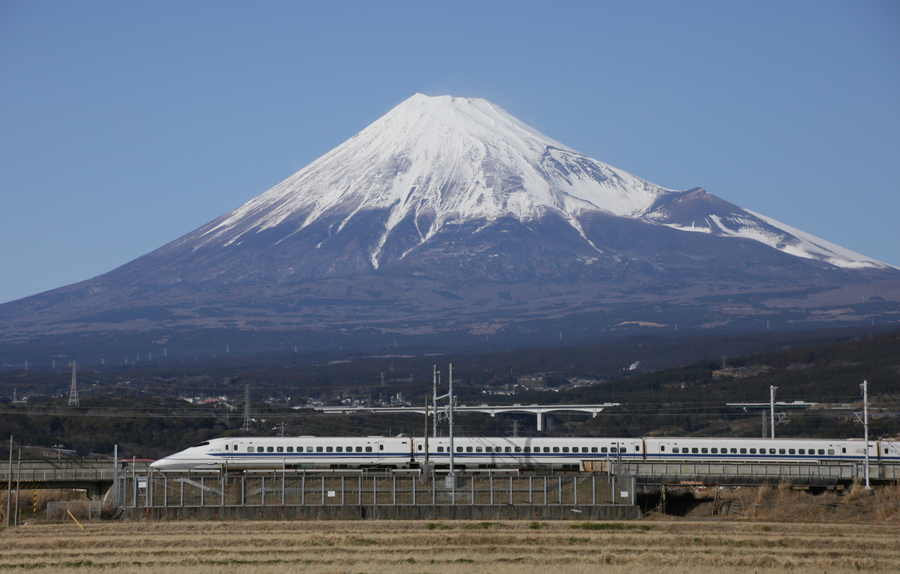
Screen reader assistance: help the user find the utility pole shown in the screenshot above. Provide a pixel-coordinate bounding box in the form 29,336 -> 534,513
432,366 -> 438,438
860,380 -> 871,490
68,362 -> 79,406
424,397 -> 429,466
6,437 -> 12,528
770,386 -> 777,439
448,363 -> 455,494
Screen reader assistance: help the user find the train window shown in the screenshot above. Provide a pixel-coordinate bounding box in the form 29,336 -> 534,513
247,447 -> 254,453
769,449 -> 776,455
611,447 -> 617,454
601,447 -> 608,453
506,447 -> 512,453
691,448 -> 698,454
635,445 -> 640,452
550,447 -> 558,453
779,449 -> 785,455
287,447 -> 294,453
842,448 -> 846,454
485,447 -> 492,453
380,445 -> 384,451
563,447 -> 570,453
326,447 -> 333,453
356,447 -> 362,452
417,445 -> 423,451
660,446 -> 665,452
621,448 -> 627,453
456,447 -> 463,453
592,447 -> 599,453
277,447 -> 284,453
701,448 -> 708,454
476,447 -> 483,453
750,448 -> 756,454
524,447 -> 531,453
336,447 -> 342,453
365,446 -> 372,453
828,449 -> 834,455
788,449 -> 795,455
818,449 -> 825,455
467,447 -> 473,453
672,447 -> 679,454
711,448 -> 717,454
514,447 -> 521,453
798,449 -> 805,455
307,446 -> 314,452
437,446 -> 444,453
225,445 -> 229,451
731,448 -> 737,454
740,448 -> 747,454
315,447 -> 322,453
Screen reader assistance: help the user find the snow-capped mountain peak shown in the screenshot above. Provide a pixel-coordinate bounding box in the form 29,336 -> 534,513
189,93 -> 891,271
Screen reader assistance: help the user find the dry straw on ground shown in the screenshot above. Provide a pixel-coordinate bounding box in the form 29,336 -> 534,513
1,518 -> 898,573
0,483 -> 897,573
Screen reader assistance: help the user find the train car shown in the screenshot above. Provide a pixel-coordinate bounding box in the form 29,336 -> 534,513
149,436 -> 644,472
643,437 -> 884,463
149,435 -> 900,472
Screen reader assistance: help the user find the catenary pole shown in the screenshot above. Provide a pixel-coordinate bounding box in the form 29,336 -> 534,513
6,437 -> 11,528
770,386 -> 777,439
862,380 -> 870,490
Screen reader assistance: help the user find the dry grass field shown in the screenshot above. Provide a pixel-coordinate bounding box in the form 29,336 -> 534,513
0,519 -> 898,573
0,483 -> 897,573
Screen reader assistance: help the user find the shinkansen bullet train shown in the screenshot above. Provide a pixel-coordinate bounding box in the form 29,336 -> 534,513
149,436 -> 900,472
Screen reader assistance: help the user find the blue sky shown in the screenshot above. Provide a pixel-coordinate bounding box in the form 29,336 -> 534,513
1,0 -> 898,305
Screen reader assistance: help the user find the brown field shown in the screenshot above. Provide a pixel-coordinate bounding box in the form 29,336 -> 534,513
0,483 -> 897,573
0,519 -> 897,573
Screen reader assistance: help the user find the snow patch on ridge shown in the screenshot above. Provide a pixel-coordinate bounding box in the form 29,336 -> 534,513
188,93 -> 891,271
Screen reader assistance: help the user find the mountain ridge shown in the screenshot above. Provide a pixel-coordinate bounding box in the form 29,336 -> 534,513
0,93 -> 897,359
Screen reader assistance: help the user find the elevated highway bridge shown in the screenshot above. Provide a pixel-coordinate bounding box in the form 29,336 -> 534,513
0,460 -> 151,499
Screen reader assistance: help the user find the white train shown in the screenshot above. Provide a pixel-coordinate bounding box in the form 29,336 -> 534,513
149,435 -> 900,472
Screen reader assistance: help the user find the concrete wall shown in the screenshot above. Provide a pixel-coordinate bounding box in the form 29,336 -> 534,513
125,504 -> 641,521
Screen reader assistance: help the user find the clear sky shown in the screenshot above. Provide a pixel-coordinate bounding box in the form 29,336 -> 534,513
1,1 -> 898,305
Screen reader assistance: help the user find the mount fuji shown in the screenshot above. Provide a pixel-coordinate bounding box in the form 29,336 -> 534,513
2,94 -> 897,360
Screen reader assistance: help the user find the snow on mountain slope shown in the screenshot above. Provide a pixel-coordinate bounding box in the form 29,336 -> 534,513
190,93 -> 891,271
